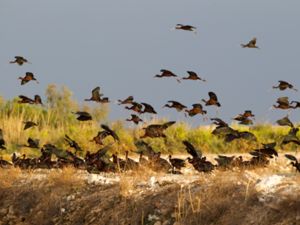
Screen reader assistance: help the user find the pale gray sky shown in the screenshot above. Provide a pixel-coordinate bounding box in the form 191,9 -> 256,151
1,0 -> 299,124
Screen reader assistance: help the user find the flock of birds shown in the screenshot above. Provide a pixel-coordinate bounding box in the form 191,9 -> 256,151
0,25 -> 300,174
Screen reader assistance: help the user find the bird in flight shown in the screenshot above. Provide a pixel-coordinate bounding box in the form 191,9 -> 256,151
241,37 -> 259,49
273,80 -> 297,91
18,72 -> 39,85
181,71 -> 206,82
174,24 -> 197,34
10,56 -> 30,65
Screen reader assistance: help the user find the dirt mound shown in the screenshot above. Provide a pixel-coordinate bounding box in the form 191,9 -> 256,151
0,168 -> 299,225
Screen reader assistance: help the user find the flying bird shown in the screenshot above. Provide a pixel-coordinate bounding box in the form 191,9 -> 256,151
91,124 -> 119,145
126,114 -> 143,125
118,96 -> 134,105
125,102 -> 143,114
174,24 -> 197,33
10,56 -> 30,65
154,69 -> 180,82
18,95 -> 43,105
185,104 -> 207,117
241,37 -> 259,49
18,72 -> 39,85
202,92 -> 221,107
163,101 -> 187,112
141,121 -> 176,138
73,111 -> 92,121
273,97 -> 293,110
85,87 -> 102,102
182,71 -> 206,82
273,81 -> 297,91
276,115 -> 294,127
141,102 -> 157,114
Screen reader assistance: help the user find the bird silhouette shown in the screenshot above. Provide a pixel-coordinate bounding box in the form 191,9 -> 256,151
126,114 -> 143,125
285,154 -> 300,172
202,92 -> 221,107
85,87 -> 102,102
182,71 -> 206,82
163,100 -> 187,112
18,72 -> 39,85
276,115 -> 294,127
18,95 -> 43,105
0,129 -> 6,150
174,24 -> 197,33
185,104 -> 207,117
91,124 -> 119,145
118,96 -> 134,105
281,128 -> 300,146
125,102 -> 143,114
169,155 -> 185,171
23,121 -> 38,130
10,56 -> 30,65
141,102 -> 157,114
273,81 -> 297,91
141,121 -> 176,138
273,97 -> 293,109
64,135 -> 83,155
154,69 -> 180,82
241,37 -> 259,48
23,138 -> 39,149
73,111 -> 92,121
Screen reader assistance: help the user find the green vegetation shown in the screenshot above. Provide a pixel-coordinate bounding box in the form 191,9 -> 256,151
0,84 -> 299,160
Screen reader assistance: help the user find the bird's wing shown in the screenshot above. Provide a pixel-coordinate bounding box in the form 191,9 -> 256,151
183,140 -> 202,158
208,92 -> 218,101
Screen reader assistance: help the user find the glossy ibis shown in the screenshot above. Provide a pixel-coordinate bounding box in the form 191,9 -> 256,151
10,56 -> 30,65
241,37 -> 259,48
0,129 -> 6,150
174,24 -> 197,33
282,128 -> 300,146
118,96 -> 134,105
141,102 -> 157,114
18,72 -> 39,85
23,121 -> 38,130
91,124 -> 119,145
64,135 -> 83,155
73,111 -> 92,121
141,121 -> 176,138
24,138 -> 39,149
182,71 -> 206,82
273,81 -> 297,91
85,87 -> 102,102
18,95 -> 43,105
202,92 -> 221,107
276,115 -> 294,127
125,102 -> 143,114
155,69 -> 180,82
285,154 -> 300,172
126,114 -> 143,124
273,97 -> 293,109
168,155 -> 185,171
163,100 -> 187,112
185,104 -> 207,117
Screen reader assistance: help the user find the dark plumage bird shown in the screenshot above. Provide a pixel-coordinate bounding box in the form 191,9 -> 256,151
285,154 -> 300,172
18,72 -> 39,85
154,69 -> 180,82
85,87 -> 102,102
215,155 -> 235,168
24,138 -> 39,149
282,128 -> 300,146
174,24 -> 197,33
64,135 -> 83,155
276,115 -> 294,127
185,104 -> 207,117
169,155 -> 185,171
0,129 -> 6,150
10,56 -> 30,65
18,95 -> 43,105
141,102 -> 157,114
202,92 -> 221,107
99,97 -> 110,103
273,97 -> 293,109
141,121 -> 176,138
126,114 -> 143,125
241,37 -> 259,48
23,121 -> 38,130
91,124 -> 119,145
291,101 -> 300,109
125,102 -> 143,114
273,81 -> 297,91
182,71 -> 206,82
251,143 -> 278,159
233,111 -> 254,125
118,96 -> 134,105
73,111 -> 92,121
163,101 -> 187,112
